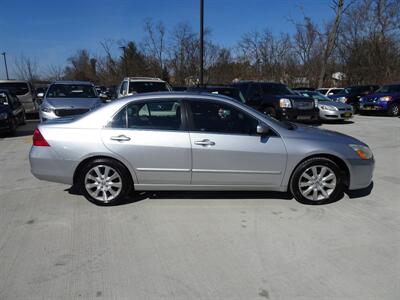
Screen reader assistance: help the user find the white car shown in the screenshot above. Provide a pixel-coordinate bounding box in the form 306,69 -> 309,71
117,77 -> 172,98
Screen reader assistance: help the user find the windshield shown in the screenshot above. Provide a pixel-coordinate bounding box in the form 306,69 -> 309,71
0,82 -> 29,96
46,84 -> 97,98
205,88 -> 246,103
376,85 -> 400,93
299,91 -> 330,101
128,81 -> 170,94
261,84 -> 295,95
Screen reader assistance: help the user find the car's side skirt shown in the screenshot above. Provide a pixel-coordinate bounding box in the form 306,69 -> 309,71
134,184 -> 287,192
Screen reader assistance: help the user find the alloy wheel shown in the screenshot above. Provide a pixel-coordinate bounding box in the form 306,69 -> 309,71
84,165 -> 122,203
298,165 -> 337,201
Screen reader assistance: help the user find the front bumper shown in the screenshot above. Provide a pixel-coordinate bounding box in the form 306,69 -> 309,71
279,108 -> 319,122
39,110 -> 59,122
348,157 -> 375,190
359,101 -> 389,111
319,108 -> 353,120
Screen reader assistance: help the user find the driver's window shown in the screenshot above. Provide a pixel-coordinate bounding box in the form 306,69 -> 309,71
189,101 -> 258,135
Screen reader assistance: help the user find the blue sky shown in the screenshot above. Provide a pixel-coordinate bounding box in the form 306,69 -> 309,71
0,0 -> 333,78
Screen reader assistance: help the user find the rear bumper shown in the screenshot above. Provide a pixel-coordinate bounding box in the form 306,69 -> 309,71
348,158 -> 375,190
279,108 -> 319,122
29,146 -> 76,185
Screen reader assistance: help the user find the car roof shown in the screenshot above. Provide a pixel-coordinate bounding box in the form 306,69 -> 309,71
51,80 -> 94,85
124,77 -> 165,82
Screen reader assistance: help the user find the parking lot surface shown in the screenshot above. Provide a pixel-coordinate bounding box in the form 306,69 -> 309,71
0,116 -> 399,300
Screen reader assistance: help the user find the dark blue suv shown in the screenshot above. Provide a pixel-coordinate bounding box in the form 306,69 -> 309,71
359,84 -> 400,116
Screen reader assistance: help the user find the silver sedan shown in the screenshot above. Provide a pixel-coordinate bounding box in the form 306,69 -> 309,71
297,91 -> 353,121
29,92 -> 374,205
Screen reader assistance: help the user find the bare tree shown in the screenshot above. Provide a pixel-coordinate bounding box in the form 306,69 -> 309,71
142,18 -> 167,76
318,0 -> 345,87
14,54 -> 39,82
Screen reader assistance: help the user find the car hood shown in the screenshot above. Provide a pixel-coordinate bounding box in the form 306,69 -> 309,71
362,92 -> 400,100
274,94 -> 314,102
45,97 -> 101,109
288,124 -> 366,145
318,100 -> 351,109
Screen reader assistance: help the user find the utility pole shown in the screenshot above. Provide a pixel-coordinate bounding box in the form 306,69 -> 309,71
199,0 -> 204,86
1,52 -> 9,80
119,46 -> 127,77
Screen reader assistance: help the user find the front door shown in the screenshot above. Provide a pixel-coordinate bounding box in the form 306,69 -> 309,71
187,100 -> 287,187
101,99 -> 191,185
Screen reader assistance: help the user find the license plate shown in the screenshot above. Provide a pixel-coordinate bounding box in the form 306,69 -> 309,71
343,112 -> 351,118
365,106 -> 372,110
297,116 -> 311,120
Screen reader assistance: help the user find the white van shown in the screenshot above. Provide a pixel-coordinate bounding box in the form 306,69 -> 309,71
0,80 -> 38,113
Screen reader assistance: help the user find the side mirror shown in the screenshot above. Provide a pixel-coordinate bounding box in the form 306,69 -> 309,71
257,124 -> 270,135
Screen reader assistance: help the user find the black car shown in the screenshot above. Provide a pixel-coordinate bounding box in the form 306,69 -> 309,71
329,85 -> 380,111
0,89 -> 26,135
187,85 -> 246,103
232,81 -> 319,122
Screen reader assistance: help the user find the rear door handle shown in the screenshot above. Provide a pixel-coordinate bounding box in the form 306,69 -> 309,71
110,135 -> 131,142
194,139 -> 215,146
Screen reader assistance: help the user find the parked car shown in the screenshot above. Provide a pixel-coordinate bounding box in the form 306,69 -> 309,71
35,86 -> 48,104
0,80 -> 38,113
292,87 -> 315,91
359,84 -> 400,116
297,90 -> 353,122
232,81 -> 319,122
329,85 -> 379,111
117,77 -> 172,98
172,86 -> 188,91
0,89 -> 26,135
316,87 -> 344,96
187,85 -> 246,103
39,81 -> 103,122
29,92 -> 374,206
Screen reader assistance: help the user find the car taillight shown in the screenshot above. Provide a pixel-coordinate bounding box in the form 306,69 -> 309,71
33,128 -> 50,147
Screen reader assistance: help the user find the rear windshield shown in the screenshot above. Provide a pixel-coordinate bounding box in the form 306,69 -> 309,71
128,82 -> 170,94
0,82 -> 29,96
46,84 -> 97,98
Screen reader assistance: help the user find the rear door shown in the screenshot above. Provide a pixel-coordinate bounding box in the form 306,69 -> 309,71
187,99 -> 287,187
101,99 -> 192,185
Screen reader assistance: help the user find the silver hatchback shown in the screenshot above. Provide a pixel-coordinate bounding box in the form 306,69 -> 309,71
29,92 -> 374,205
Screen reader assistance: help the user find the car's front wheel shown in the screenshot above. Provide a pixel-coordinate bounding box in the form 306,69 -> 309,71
387,103 -> 399,117
290,157 -> 345,205
78,158 -> 132,205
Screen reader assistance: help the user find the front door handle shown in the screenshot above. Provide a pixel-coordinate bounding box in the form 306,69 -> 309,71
194,139 -> 215,146
110,135 -> 131,142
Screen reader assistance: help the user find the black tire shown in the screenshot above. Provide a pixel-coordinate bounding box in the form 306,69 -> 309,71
20,111 -> 26,125
8,117 -> 17,136
387,103 -> 399,117
263,106 -> 277,118
290,157 -> 345,205
77,158 -> 133,206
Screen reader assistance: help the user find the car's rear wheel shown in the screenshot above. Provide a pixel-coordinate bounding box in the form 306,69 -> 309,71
290,157 -> 345,205
387,103 -> 399,117
78,158 -> 132,205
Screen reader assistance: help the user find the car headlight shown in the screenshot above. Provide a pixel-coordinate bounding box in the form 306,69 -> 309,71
279,98 -> 292,108
319,105 -> 338,111
378,96 -> 392,102
338,96 -> 347,103
0,112 -> 8,120
41,106 -> 54,113
349,144 -> 373,160
359,97 -> 364,102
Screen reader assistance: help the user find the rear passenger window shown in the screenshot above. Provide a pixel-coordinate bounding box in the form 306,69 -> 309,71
108,101 -> 182,131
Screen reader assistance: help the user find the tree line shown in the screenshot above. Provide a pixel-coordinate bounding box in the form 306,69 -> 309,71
14,0 -> 400,88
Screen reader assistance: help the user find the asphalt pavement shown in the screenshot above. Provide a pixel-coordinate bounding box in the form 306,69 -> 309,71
0,115 -> 399,299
